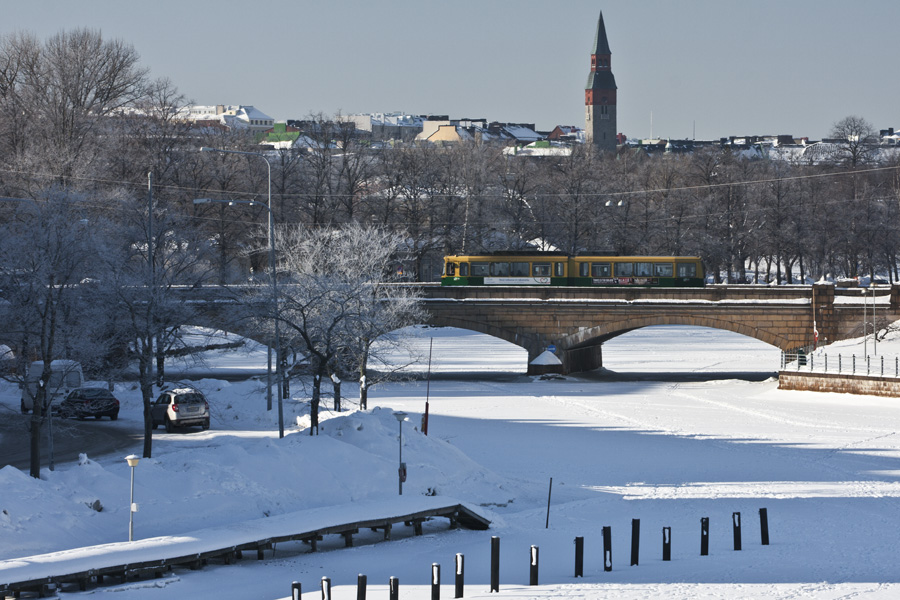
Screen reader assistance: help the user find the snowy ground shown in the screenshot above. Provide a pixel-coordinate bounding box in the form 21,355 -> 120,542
3,324 -> 900,599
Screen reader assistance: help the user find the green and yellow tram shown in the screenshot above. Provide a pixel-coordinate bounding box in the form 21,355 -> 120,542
441,253 -> 705,287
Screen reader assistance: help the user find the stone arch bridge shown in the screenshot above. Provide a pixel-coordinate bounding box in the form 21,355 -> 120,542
419,283 -> 900,373
181,283 -> 900,375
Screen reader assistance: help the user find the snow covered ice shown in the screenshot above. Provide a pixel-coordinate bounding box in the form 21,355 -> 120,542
3,324 -> 900,598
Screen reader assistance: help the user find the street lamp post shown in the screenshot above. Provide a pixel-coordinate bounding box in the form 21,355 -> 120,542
194,197 -> 284,438
125,454 -> 140,541
198,147 -> 284,431
872,282 -> 877,356
393,411 -> 408,495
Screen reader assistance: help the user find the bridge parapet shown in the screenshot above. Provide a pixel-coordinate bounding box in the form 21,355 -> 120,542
422,284 -> 817,303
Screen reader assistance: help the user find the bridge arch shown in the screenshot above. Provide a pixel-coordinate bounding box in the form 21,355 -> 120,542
427,315 -> 530,351
562,314 -> 790,351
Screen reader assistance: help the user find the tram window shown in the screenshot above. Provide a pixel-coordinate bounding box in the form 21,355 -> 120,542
460,262 -> 469,276
635,262 -> 652,277
677,262 -> 697,277
654,263 -> 674,277
490,262 -> 510,276
591,262 -> 611,277
579,262 -> 589,277
614,262 -> 634,276
533,263 -> 551,277
446,262 -> 456,276
511,262 -> 529,277
554,262 -> 565,277
471,262 -> 489,276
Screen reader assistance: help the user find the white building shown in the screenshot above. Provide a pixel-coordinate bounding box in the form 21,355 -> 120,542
180,104 -> 274,132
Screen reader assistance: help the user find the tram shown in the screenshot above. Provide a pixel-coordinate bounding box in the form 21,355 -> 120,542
441,253 -> 705,287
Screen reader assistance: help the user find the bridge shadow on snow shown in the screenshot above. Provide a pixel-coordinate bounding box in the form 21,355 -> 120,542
583,367 -> 777,383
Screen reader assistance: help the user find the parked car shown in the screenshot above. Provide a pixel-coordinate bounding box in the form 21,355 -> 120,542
58,387 -> 120,420
151,388 -> 210,433
21,360 -> 84,414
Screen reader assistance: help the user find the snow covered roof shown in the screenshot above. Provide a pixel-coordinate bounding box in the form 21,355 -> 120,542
503,140 -> 573,157
234,105 -> 273,122
501,125 -> 542,142
180,104 -> 274,129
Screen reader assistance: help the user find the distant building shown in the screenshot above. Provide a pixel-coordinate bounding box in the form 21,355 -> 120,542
420,123 -> 474,144
180,104 -> 274,132
263,122 -> 301,144
344,112 -> 424,142
585,12 -> 617,152
547,125 -> 582,141
416,117 -> 542,145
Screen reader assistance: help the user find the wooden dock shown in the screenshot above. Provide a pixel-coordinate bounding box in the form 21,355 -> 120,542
0,497 -> 490,598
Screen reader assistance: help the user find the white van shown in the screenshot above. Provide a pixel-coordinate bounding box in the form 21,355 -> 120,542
20,360 -> 84,414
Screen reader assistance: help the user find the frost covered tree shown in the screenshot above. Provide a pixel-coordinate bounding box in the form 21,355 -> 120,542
269,224 -> 425,433
96,186 -> 211,459
0,192 -> 99,477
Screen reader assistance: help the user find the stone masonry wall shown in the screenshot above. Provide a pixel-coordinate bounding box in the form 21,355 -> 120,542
778,371 -> 900,398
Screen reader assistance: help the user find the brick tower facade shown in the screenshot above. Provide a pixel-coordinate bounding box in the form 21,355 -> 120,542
585,12 -> 617,152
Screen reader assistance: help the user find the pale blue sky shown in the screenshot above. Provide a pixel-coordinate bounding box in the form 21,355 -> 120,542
3,0 -> 899,139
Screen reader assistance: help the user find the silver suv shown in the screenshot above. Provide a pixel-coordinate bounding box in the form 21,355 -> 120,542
151,388 -> 210,433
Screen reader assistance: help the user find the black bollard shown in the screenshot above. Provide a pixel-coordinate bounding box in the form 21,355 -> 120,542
700,517 -> 709,556
759,508 -> 770,546
630,519 -> 640,566
490,536 -> 500,593
732,512 -> 742,551
574,536 -> 584,577
357,574 -> 367,600
291,581 -> 302,600
322,576 -> 331,600
432,563 -> 440,600
455,553 -> 464,598
602,526 -> 612,572
529,545 -> 539,586
662,527 -> 671,561
389,576 -> 399,600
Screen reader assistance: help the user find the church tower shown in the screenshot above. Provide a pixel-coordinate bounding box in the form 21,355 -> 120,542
585,12 -> 617,152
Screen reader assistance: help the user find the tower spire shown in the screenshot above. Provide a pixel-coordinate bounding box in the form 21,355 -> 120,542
585,11 -> 618,152
592,12 -> 611,56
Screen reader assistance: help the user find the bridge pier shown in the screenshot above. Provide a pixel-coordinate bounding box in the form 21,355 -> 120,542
812,283 -> 837,348
527,344 -> 603,375
562,345 -> 603,374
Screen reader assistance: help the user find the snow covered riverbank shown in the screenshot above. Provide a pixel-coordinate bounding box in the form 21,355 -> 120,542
3,325 -> 900,598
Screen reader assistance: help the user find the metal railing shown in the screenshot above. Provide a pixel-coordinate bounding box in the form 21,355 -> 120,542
781,351 -> 900,378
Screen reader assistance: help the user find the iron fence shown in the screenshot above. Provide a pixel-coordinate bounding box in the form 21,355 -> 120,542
781,351 -> 900,378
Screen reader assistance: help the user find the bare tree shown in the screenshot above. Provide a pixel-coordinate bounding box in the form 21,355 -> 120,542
829,115 -> 878,169
1,29 -> 150,182
0,31 -> 39,165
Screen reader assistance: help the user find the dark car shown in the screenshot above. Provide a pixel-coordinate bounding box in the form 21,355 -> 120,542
59,387 -> 120,421
151,387 -> 210,433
